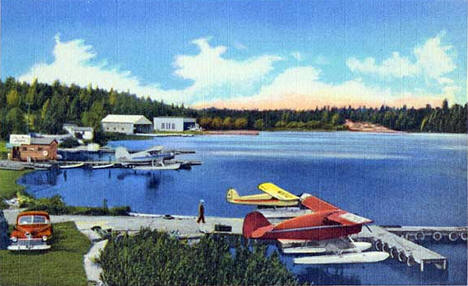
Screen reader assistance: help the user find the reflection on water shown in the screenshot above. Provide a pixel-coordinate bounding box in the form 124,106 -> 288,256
297,266 -> 361,285
146,173 -> 161,190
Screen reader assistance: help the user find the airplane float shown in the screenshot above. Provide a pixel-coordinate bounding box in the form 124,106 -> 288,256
227,182 -> 389,264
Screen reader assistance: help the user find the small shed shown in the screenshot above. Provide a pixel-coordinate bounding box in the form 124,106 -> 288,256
9,135 -> 58,162
101,114 -> 153,134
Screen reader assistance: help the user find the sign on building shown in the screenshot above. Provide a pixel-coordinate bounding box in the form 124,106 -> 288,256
9,134 -> 31,146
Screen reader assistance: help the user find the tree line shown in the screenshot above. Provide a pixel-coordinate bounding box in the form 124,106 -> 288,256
0,77 -> 197,140
0,77 -> 466,140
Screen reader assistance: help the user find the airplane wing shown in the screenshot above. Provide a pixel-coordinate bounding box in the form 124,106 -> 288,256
301,196 -> 372,225
326,211 -> 373,225
300,195 -> 339,212
146,146 -> 164,154
257,183 -> 299,201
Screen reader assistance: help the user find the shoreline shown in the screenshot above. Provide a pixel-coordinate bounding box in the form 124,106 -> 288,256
344,120 -> 400,133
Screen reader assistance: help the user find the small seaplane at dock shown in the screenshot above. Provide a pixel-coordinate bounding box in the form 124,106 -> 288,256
115,146 -> 195,170
226,183 -> 300,207
115,146 -> 175,166
232,182 -> 389,265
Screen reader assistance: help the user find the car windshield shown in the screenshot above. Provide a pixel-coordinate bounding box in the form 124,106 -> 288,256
18,215 -> 48,225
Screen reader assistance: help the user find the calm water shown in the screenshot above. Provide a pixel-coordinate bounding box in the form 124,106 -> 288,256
20,132 -> 467,285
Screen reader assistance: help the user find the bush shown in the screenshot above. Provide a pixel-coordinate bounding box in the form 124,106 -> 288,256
98,229 -> 298,286
59,137 -> 80,148
24,195 -> 131,216
0,200 -> 8,210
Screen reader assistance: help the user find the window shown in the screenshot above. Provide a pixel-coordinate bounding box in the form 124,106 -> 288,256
19,215 -> 48,225
161,123 -> 165,129
33,215 -> 47,224
38,147 -> 43,151
172,123 -> 175,130
18,216 -> 33,225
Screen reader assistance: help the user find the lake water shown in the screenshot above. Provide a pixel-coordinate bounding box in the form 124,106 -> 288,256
19,131 -> 467,285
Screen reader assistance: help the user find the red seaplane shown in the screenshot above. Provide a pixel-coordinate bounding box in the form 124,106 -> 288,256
237,183 -> 389,264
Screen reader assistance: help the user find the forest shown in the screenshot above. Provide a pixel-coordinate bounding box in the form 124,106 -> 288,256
0,77 -> 466,141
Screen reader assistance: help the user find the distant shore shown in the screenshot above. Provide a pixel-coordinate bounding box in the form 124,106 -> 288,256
344,120 -> 400,133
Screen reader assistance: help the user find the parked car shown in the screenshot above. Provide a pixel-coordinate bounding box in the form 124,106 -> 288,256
8,211 -> 53,251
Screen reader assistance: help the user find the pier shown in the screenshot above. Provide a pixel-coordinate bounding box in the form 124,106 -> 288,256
384,226 -> 467,242
355,225 -> 452,271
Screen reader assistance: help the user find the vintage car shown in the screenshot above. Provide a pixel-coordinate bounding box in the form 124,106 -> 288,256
8,211 -> 53,251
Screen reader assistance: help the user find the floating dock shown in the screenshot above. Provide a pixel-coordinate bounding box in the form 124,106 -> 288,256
355,225 -> 452,271
384,226 -> 467,242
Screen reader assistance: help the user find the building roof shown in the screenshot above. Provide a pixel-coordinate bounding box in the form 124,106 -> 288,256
72,126 -> 93,132
101,114 -> 152,125
154,117 -> 196,122
30,137 -> 57,145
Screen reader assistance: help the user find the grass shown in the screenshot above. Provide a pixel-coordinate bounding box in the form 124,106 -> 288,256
0,169 -> 31,199
0,141 -> 8,159
0,221 -> 91,286
0,140 -> 31,208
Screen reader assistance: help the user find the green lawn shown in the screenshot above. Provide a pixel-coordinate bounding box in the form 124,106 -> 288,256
0,169 -> 31,199
0,141 -> 8,159
0,222 -> 91,286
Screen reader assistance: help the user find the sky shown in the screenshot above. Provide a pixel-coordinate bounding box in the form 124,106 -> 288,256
1,0 -> 467,110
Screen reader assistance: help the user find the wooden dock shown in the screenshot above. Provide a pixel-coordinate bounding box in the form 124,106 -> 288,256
355,225 -> 448,271
384,226 -> 467,242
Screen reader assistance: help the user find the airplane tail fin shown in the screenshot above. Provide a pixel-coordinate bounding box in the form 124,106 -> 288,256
226,188 -> 240,203
115,147 -> 130,161
242,211 -> 273,238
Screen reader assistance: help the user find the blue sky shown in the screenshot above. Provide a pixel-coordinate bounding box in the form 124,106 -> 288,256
2,0 -> 466,109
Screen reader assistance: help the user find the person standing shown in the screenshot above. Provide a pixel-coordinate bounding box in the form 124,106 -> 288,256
197,199 -> 205,224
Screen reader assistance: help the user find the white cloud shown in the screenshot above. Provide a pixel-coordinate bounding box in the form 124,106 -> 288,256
18,34 -> 461,110
194,66 -> 452,110
19,35 -> 281,104
346,33 -> 456,84
19,35 -> 181,101
347,52 -> 418,78
173,38 -> 280,90
413,33 -> 456,81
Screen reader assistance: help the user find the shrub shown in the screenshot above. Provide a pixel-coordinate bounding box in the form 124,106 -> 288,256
59,137 -> 80,148
24,195 -> 130,216
98,229 -> 298,286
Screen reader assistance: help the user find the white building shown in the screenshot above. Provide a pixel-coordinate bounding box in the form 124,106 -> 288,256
101,115 -> 153,134
153,117 -> 199,132
63,124 -> 94,140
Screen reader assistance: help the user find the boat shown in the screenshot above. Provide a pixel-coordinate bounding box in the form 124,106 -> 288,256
59,162 -> 85,169
133,163 -> 181,171
92,163 -> 114,169
293,251 -> 389,265
282,241 -> 372,254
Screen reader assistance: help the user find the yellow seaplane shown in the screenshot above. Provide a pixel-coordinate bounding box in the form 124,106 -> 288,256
226,182 -> 300,207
